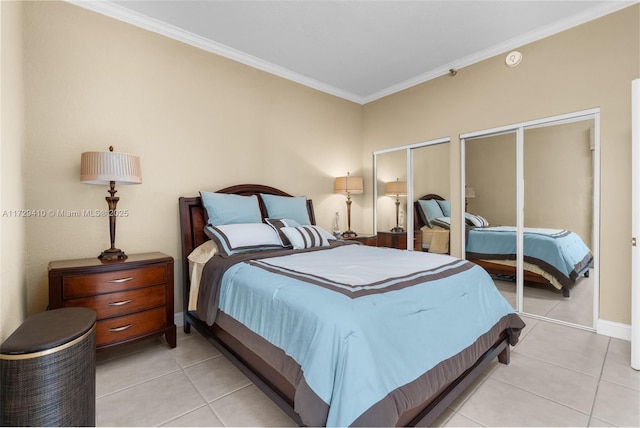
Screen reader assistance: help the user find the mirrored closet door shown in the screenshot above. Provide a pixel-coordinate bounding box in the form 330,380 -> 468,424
464,131 -> 518,310
375,149 -> 407,236
461,109 -> 600,329
522,116 -> 597,327
374,137 -> 450,251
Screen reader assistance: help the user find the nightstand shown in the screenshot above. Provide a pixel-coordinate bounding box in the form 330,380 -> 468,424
377,230 -> 422,251
48,252 -> 176,350
342,234 -> 377,246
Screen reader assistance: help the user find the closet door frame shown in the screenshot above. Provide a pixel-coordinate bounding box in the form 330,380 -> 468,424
460,108 -> 600,330
632,79 -> 639,369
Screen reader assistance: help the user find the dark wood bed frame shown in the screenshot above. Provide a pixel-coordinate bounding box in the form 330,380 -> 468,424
414,193 -> 586,298
179,184 -> 511,427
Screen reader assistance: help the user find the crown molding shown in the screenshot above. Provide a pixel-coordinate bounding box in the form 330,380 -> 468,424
68,0 -> 637,106
68,0 -> 364,104
363,0 -> 638,104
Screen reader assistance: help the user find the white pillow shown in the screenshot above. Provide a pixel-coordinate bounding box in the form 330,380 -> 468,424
281,225 -> 332,249
205,223 -> 284,257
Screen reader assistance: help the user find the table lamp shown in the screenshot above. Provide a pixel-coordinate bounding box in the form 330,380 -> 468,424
334,172 -> 363,238
81,146 -> 142,260
385,178 -> 407,232
465,186 -> 476,211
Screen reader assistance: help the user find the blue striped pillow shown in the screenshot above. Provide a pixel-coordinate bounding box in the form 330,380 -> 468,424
265,218 -> 301,247
465,213 -> 490,227
281,226 -> 331,249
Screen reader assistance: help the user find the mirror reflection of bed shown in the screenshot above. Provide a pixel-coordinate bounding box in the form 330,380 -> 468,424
414,192 -> 593,327
460,114 -> 597,328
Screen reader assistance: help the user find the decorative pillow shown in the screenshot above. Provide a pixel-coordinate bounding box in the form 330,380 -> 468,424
418,199 -> 445,228
280,225 -> 332,250
465,212 -> 490,228
265,218 -> 301,246
204,223 -> 284,257
260,194 -> 311,225
436,200 -> 451,217
200,191 -> 262,226
431,217 -> 451,230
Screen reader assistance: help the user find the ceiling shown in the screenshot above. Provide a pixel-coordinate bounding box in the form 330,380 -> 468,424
73,0 -> 637,104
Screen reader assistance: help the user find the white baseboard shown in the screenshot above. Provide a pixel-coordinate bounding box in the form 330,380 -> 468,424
174,312 -> 184,328
597,319 -> 631,341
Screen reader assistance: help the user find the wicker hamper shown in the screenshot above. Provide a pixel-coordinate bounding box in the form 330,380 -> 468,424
0,307 -> 97,427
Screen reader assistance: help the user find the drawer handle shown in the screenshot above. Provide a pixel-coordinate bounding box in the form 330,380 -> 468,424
108,299 -> 133,307
109,277 -> 134,283
109,324 -> 132,332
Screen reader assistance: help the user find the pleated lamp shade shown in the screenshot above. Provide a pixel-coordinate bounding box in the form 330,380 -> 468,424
385,179 -> 407,196
465,186 -> 476,199
334,174 -> 363,195
80,149 -> 142,185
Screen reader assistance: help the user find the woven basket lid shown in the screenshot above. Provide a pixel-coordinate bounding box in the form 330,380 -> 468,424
0,307 -> 96,355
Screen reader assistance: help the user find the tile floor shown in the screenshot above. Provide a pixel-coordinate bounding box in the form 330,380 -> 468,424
96,313 -> 639,427
494,268 -> 594,328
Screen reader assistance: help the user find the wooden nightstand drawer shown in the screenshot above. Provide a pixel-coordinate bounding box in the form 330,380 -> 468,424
49,252 -> 176,350
63,265 -> 167,298
377,231 -> 422,251
64,285 -> 166,320
95,307 -> 166,347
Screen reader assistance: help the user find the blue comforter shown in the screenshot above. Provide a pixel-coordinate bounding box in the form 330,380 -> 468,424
201,243 -> 524,426
465,226 -> 592,286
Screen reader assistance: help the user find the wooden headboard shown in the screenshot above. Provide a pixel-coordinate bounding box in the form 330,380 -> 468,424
178,184 -> 316,312
414,193 -> 444,230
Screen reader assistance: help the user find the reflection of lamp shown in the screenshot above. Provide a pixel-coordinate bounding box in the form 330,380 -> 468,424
465,186 -> 476,210
385,178 -> 407,233
81,146 -> 142,260
334,172 -> 363,238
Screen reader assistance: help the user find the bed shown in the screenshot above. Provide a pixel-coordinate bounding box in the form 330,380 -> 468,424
414,193 -> 593,298
179,184 -> 525,427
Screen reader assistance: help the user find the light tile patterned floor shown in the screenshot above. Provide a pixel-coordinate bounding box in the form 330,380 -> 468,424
494,267 -> 594,328
96,315 -> 639,427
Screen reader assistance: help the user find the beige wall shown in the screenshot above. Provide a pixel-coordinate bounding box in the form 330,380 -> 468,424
17,1 -> 362,324
413,143 -> 450,201
466,133 -> 517,226
364,5 -> 639,324
1,1 -> 27,342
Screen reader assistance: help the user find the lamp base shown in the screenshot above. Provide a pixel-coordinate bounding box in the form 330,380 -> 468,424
98,248 -> 128,261
390,226 -> 405,233
341,230 -> 358,238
